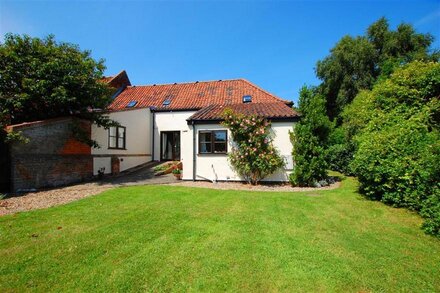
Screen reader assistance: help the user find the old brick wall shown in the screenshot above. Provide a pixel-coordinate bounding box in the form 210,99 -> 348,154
0,130 -> 11,192
107,70 -> 131,88
8,118 -> 93,192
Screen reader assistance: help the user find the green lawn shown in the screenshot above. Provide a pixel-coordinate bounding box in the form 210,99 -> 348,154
1,178 -> 439,292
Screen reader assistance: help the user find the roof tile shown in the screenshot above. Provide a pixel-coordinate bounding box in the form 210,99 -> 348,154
187,102 -> 299,122
108,79 -> 292,111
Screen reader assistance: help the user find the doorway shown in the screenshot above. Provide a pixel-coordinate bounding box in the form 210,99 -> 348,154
160,131 -> 180,161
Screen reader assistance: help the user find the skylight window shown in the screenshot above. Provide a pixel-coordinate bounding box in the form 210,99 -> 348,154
162,99 -> 171,106
242,95 -> 252,103
126,101 -> 137,108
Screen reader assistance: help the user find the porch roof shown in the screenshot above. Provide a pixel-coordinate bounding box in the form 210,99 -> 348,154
186,102 -> 299,124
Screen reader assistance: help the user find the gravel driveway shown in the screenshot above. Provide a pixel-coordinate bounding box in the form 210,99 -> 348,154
170,180 -> 341,192
0,163 -> 176,216
1,162 -> 341,216
0,183 -> 111,216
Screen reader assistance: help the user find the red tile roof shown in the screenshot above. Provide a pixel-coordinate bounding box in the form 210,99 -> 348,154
108,79 -> 292,111
187,102 -> 299,122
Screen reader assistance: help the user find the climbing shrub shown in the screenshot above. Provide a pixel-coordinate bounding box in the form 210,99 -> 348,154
222,109 -> 284,185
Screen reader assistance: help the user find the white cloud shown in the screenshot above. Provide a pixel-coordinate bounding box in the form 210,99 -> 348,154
415,8 -> 440,27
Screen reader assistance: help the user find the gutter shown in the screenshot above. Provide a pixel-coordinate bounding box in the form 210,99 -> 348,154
187,116 -> 300,125
192,121 -> 196,181
151,108 -> 156,161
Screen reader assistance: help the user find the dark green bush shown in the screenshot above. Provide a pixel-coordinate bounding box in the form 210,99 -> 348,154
350,61 -> 440,237
290,86 -> 331,187
352,114 -> 439,205
290,127 -> 328,187
326,143 -> 354,175
326,127 -> 356,175
420,187 -> 440,236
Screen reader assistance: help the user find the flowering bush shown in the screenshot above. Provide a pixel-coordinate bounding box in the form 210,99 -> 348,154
222,109 -> 285,185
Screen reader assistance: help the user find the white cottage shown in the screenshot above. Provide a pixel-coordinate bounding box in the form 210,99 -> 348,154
92,71 -> 299,182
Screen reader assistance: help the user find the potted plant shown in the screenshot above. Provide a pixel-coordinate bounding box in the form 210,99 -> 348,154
172,168 -> 182,180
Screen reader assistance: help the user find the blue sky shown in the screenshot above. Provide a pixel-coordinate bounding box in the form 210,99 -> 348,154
1,0 -> 439,104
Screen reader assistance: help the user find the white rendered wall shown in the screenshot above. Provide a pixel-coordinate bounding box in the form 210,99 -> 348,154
263,121 -> 295,181
91,107 -> 294,181
153,111 -> 196,180
189,121 -> 295,182
91,108 -> 152,175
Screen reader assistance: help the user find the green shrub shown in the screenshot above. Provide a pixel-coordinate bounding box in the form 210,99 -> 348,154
172,169 -> 181,175
325,126 -> 356,175
222,109 -> 285,185
352,114 -> 439,204
326,143 -> 354,175
351,61 -> 440,237
290,86 -> 331,186
153,165 -> 168,172
326,90 -> 377,175
290,128 -> 328,186
420,187 -> 440,236
352,114 -> 440,236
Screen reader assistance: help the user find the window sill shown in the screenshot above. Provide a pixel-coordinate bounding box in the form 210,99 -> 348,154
108,147 -> 127,150
198,153 -> 228,155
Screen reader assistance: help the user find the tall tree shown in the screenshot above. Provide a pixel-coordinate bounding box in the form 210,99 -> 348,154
316,17 -> 437,122
316,36 -> 376,120
0,34 -> 114,144
290,86 -> 331,187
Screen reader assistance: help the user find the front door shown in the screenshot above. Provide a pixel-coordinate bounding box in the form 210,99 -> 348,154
160,131 -> 180,161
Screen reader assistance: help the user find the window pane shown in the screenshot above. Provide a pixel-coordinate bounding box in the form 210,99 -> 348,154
200,142 -> 212,153
214,131 -> 226,142
118,127 -> 125,138
200,132 -> 212,143
118,138 -> 124,148
214,142 -> 226,153
109,137 -> 116,148
109,127 -> 116,136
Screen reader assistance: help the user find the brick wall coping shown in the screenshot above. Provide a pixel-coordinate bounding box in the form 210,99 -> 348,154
11,153 -> 151,158
5,117 -> 82,132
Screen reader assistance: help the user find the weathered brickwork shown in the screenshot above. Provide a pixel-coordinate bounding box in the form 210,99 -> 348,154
106,70 -> 131,88
8,117 -> 93,192
0,131 -> 11,192
11,154 -> 92,190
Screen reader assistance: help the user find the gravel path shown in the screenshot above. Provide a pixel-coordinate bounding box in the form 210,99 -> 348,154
170,180 -> 341,192
0,169 -> 340,216
0,183 -> 111,216
0,162 -> 177,216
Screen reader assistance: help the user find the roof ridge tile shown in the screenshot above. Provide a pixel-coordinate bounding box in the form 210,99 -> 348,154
130,78 -> 244,88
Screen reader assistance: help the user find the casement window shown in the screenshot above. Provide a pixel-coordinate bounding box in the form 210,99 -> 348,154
199,130 -> 227,154
108,126 -> 126,149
